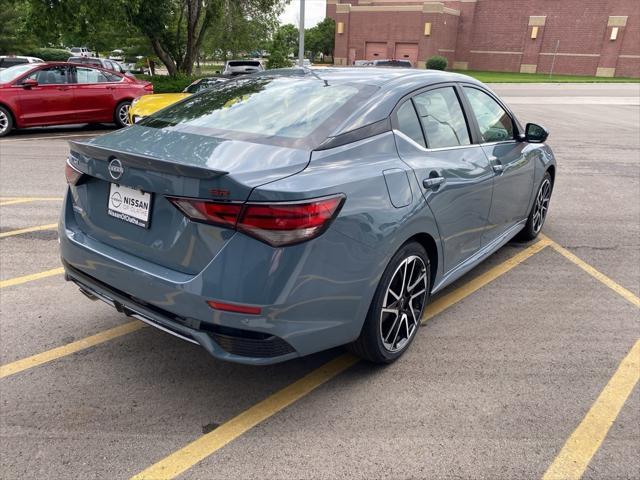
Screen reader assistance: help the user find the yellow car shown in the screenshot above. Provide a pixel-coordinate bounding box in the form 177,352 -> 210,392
128,77 -> 227,124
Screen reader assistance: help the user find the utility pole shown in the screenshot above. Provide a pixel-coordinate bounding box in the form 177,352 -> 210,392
298,0 -> 305,66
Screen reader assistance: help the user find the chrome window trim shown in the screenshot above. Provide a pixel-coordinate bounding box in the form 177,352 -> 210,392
393,129 -> 481,153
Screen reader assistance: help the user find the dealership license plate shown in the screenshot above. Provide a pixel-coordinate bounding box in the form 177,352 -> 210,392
107,183 -> 152,229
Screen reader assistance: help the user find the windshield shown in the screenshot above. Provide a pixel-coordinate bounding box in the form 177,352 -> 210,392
142,75 -> 373,147
0,64 -> 35,83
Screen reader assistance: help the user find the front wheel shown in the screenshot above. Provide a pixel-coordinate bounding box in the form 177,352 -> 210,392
518,172 -> 553,241
0,106 -> 14,137
348,242 -> 430,364
114,101 -> 132,128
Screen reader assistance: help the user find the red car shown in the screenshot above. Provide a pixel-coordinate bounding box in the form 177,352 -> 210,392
0,62 -> 153,137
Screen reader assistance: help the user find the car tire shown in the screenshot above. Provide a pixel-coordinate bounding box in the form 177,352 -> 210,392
517,171 -> 553,241
114,101 -> 132,128
348,241 -> 430,364
0,106 -> 14,137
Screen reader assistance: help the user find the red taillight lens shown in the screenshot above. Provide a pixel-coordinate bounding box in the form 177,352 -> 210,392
207,301 -> 261,315
168,194 -> 345,247
167,198 -> 242,228
65,160 -> 83,186
143,83 -> 153,92
238,195 -> 345,246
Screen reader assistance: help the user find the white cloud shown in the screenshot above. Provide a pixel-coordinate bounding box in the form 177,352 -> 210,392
279,0 -> 327,28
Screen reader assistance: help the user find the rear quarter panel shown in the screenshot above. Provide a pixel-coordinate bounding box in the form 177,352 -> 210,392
248,132 -> 443,342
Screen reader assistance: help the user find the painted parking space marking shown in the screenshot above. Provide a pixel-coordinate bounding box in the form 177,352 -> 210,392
130,353 -> 359,480
0,197 -> 62,206
0,132 -> 102,143
541,234 -> 640,308
543,340 -> 640,480
130,239 -> 550,479
0,267 -> 64,289
423,237 -> 551,323
0,321 -> 145,379
0,223 -> 58,239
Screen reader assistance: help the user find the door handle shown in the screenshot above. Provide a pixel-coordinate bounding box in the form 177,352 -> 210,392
56,86 -> 70,91
423,176 -> 445,189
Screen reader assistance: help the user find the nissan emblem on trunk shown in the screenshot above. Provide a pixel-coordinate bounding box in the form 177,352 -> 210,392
108,158 -> 124,180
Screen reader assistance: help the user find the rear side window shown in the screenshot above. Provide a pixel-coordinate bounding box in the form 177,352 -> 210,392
413,87 -> 470,149
396,101 -> 425,147
143,76 -> 365,143
1,58 -> 28,68
75,67 -> 109,83
464,87 -> 514,143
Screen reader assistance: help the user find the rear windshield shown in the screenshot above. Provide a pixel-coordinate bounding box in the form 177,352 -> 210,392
228,61 -> 261,67
0,58 -> 28,67
142,75 -> 375,148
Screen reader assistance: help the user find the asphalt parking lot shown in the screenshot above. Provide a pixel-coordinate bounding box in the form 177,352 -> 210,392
0,83 -> 638,480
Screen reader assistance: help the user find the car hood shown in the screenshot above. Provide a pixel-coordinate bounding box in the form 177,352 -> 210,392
132,93 -> 191,117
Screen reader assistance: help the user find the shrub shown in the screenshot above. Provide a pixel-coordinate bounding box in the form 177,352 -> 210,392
137,74 -> 202,94
426,55 -> 448,71
25,48 -> 70,61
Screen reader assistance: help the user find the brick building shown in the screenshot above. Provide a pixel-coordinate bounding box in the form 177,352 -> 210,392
326,0 -> 640,77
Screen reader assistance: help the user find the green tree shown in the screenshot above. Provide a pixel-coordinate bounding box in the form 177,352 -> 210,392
0,0 -> 39,53
23,0 -> 287,75
267,31 -> 292,69
277,23 -> 299,57
305,17 -> 335,61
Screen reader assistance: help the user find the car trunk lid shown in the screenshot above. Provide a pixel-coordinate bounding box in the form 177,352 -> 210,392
67,126 -> 310,274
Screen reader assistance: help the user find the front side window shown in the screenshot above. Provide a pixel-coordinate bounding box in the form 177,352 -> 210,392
26,66 -> 70,84
396,100 -> 425,147
464,87 -> 514,143
75,67 -> 109,83
413,87 -> 471,149
143,76 -> 366,143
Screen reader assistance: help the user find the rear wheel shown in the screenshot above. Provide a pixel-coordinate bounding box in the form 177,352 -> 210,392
0,106 -> 13,137
348,242 -> 430,363
114,101 -> 132,128
517,172 -> 553,241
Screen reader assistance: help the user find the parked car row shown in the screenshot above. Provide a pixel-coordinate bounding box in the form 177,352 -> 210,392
0,62 -> 152,137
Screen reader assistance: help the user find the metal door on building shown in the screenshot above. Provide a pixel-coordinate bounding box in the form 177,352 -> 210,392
394,43 -> 419,66
365,42 -> 388,61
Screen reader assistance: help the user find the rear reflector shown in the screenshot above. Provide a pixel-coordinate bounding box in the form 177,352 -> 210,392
207,301 -> 261,315
167,194 -> 345,247
65,159 -> 84,186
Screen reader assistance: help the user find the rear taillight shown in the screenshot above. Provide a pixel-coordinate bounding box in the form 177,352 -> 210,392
167,194 -> 345,247
143,83 -> 153,92
65,159 -> 83,185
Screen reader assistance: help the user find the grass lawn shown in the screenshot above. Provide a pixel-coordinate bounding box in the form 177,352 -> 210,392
453,70 -> 640,83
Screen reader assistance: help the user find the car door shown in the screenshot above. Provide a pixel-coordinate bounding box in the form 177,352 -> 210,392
17,65 -> 76,126
393,85 -> 494,274
462,86 -> 535,243
72,66 -> 118,123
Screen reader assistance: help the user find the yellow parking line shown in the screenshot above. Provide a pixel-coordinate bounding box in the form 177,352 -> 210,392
0,223 -> 58,239
0,197 -> 62,206
131,239 -> 550,480
0,267 -> 64,289
131,353 -> 359,480
0,321 -> 146,379
541,234 -> 640,308
542,339 -> 640,480
423,237 -> 551,322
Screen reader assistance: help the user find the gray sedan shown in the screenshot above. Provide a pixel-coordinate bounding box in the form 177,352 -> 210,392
59,68 -> 555,365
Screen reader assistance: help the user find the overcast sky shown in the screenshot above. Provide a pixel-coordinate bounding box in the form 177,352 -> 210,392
279,0 -> 327,28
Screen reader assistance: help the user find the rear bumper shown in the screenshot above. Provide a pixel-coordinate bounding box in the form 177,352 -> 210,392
59,190 -> 378,365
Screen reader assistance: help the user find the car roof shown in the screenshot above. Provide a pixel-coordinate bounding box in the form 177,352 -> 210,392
273,67 -> 486,137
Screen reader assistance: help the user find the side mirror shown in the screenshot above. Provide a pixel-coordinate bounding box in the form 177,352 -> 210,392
22,78 -> 38,88
525,123 -> 548,143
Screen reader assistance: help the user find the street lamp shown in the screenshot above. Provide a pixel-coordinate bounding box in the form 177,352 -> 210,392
298,0 -> 305,66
